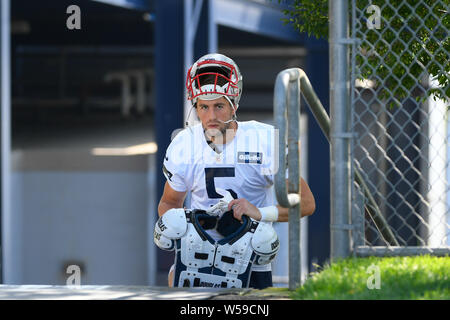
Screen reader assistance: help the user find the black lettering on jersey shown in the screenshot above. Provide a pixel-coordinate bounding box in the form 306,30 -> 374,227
205,167 -> 235,198
163,164 -> 173,181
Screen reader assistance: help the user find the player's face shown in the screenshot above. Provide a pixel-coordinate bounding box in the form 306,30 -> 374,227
196,97 -> 235,136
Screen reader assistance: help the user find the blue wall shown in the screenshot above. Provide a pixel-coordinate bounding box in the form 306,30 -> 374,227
305,37 -> 330,269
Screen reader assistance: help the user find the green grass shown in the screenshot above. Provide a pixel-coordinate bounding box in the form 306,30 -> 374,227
290,255 -> 450,300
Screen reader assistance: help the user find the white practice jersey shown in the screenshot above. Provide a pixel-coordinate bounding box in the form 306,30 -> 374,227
163,121 -> 280,271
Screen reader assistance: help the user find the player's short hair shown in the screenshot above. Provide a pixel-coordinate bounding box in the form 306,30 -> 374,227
194,66 -> 235,109
197,66 -> 230,87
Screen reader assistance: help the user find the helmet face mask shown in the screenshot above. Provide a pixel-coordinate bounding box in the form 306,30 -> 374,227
186,54 -> 243,109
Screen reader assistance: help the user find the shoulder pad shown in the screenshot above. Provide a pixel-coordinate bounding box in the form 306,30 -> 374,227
153,230 -> 175,251
251,222 -> 280,265
157,208 -> 188,239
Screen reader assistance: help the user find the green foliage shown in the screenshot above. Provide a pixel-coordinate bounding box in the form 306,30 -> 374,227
290,255 -> 450,300
281,0 -> 450,104
282,0 -> 329,39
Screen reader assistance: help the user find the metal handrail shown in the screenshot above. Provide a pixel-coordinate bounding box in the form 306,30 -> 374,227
273,67 -> 398,289
274,68 -> 304,290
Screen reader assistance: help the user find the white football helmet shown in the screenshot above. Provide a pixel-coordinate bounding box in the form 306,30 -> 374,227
186,53 -> 243,110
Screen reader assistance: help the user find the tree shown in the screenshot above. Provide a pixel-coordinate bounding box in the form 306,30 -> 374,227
281,0 -> 449,105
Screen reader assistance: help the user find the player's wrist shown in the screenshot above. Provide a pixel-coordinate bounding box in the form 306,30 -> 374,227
258,205 -> 279,222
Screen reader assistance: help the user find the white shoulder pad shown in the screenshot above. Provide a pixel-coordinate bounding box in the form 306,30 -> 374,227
251,222 -> 280,265
153,230 -> 175,251
157,208 -> 188,239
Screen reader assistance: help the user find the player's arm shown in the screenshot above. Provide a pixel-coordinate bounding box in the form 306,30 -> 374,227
158,181 -> 187,217
228,177 -> 315,222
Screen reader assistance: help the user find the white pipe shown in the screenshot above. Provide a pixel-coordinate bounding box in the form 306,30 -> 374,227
427,76 -> 448,247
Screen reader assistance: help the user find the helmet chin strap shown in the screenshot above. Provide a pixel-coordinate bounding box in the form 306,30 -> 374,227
185,105 -> 196,127
218,99 -> 238,124
218,113 -> 237,124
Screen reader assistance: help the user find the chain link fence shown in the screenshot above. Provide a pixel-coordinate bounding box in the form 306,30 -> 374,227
349,0 -> 449,256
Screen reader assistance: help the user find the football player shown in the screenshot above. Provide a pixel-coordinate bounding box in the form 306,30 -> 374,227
158,53 -> 316,289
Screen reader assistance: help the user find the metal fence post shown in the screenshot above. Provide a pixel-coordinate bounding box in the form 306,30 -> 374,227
329,0 -> 351,260
1,0 -> 11,284
287,73 -> 301,289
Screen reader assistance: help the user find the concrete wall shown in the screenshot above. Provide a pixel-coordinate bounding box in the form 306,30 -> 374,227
6,150 -> 156,285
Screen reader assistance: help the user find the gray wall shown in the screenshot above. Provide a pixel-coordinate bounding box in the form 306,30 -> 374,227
7,150 -> 155,285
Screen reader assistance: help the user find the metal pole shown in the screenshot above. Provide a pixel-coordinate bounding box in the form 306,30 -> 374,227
274,68 -> 302,290
184,0 -> 194,126
329,0 -> 351,260
427,75 -> 448,247
207,0 -> 217,53
184,0 -> 204,126
1,0 -> 11,284
287,75 -> 301,289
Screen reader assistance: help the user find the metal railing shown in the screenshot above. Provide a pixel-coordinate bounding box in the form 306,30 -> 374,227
274,68 -> 303,290
274,66 -> 404,288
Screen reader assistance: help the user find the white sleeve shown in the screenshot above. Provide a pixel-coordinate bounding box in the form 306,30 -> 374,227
162,162 -> 186,192
162,132 -> 190,192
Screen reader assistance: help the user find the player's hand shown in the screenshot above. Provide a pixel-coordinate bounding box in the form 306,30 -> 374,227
227,198 -> 262,221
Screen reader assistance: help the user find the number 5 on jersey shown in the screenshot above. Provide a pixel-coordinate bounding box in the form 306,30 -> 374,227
205,167 -> 238,199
